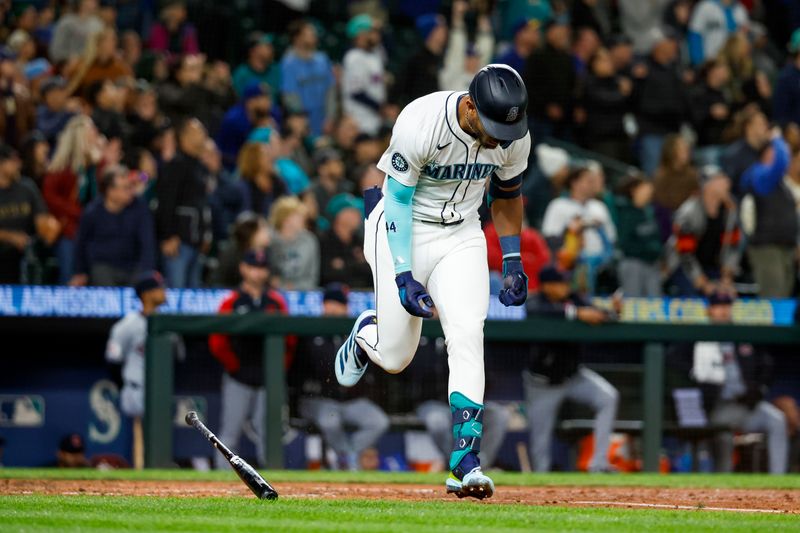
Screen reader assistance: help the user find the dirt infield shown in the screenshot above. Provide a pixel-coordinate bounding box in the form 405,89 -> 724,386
1,478 -> 797,513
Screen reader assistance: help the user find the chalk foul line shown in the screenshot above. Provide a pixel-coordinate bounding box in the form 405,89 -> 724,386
572,501 -> 786,514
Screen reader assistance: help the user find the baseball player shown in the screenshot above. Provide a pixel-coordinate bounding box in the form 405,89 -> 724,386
335,64 -> 531,499
105,271 -> 172,469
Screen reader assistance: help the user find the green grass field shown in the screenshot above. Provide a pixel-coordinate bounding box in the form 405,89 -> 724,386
1,469 -> 798,532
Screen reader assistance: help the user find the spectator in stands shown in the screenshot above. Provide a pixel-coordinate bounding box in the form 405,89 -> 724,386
495,19 -> 540,75
484,218 -> 550,294
329,115 -> 360,171
43,115 -> 105,283
665,170 -> 741,296
158,53 -> 235,133
652,134 -> 701,240
618,0 -> 672,55
439,1 -> 494,92
0,47 -> 34,151
293,283 -> 390,470
393,14 -> 448,108
542,167 -> 617,280
523,19 -> 575,142
233,32 -> 280,98
48,0 -> 103,65
728,123 -> 796,297
670,290 -> 788,474
634,27 -> 690,176
580,47 -> 633,162
524,265 -> 620,472
235,142 -> 288,217
147,0 -> 199,59
126,84 -> 160,151
663,0 -> 693,46
613,174 -> 662,297
281,111 -> 314,177
342,14 -> 386,136
280,20 -> 335,137
267,195 -> 319,290
217,82 -> 272,169
523,143 -> 570,228
125,147 -> 158,199
687,0 -> 748,66
351,133 -> 383,171
203,139 -> 242,244
571,27 -> 601,80
572,0 -> 611,39
209,249 -> 289,469
86,79 -> 128,143
154,118 -> 211,288
71,165 -> 155,287
66,28 -> 134,98
718,34 -> 771,113
495,0 -> 551,42
8,28 -> 50,82
319,193 -> 371,289
309,148 -> 351,219
0,144 -> 58,283
120,30 -> 143,73
36,76 -> 77,145
773,29 -> 800,129
273,128 -> 312,197
691,59 -> 733,166
212,213 -> 270,288
20,131 -> 49,189
607,34 -> 635,77
355,164 -> 385,199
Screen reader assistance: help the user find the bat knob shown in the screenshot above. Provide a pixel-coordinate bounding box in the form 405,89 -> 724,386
185,411 -> 198,426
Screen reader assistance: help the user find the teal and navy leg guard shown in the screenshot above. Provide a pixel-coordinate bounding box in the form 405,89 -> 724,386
449,392 -> 484,479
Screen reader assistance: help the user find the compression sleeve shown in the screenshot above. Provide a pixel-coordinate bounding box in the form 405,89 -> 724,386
384,176 -> 415,274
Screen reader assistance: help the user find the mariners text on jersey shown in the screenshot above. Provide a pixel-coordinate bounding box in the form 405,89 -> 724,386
377,91 -> 530,225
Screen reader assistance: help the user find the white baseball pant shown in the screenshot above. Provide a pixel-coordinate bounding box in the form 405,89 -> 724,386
359,198 -> 489,403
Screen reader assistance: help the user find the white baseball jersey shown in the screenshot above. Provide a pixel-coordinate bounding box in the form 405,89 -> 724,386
377,91 -> 531,225
342,47 -> 386,136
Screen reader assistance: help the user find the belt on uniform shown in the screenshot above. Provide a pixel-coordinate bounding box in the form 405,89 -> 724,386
417,218 -> 464,227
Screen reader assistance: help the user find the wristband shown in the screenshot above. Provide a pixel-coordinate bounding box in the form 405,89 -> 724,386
499,235 -> 521,260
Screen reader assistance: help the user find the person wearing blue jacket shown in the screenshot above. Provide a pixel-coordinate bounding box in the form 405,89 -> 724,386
279,20 -> 335,138
722,106 -> 797,297
216,83 -> 273,170
71,165 -> 156,287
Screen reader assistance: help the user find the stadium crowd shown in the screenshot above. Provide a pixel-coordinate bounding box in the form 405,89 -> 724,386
0,0 -> 798,300
1,0 -> 799,473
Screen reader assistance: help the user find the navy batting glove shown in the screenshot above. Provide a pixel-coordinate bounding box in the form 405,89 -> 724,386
499,258 -> 528,307
395,271 -> 434,318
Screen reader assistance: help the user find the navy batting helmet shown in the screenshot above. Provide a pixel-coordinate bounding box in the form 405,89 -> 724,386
468,64 -> 529,142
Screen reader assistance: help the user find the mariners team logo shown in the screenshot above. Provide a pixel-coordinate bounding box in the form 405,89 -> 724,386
391,152 -> 409,173
506,106 -> 519,122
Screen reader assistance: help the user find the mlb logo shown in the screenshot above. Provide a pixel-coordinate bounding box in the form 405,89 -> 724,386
506,106 -> 519,122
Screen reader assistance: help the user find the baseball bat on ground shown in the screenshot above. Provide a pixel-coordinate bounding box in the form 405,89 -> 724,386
185,411 -> 278,500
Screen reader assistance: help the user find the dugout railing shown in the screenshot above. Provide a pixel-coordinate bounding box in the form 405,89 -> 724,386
144,316 -> 800,471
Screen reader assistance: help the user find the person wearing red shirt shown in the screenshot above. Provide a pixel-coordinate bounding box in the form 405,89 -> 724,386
208,249 -> 292,469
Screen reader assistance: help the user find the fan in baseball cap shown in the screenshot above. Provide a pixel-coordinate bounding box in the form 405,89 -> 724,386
468,64 -> 529,143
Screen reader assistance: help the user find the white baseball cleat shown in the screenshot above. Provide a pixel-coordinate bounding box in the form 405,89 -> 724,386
335,310 -> 376,387
445,467 -> 495,500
